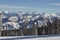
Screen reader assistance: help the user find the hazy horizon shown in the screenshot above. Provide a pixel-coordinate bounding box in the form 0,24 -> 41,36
0,0 -> 60,13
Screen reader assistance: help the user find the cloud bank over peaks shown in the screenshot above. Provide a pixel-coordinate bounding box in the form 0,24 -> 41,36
49,3 -> 60,6
0,4 -> 34,12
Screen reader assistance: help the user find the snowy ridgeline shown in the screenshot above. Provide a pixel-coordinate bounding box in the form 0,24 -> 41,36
1,11 -> 60,30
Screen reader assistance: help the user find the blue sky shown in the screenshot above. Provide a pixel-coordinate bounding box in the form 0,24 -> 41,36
0,0 -> 60,13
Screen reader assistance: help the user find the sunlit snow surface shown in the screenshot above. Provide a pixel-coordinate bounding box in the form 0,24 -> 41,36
0,35 -> 60,40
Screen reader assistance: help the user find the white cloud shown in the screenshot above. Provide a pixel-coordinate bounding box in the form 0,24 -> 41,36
0,4 -> 40,12
0,4 -> 30,8
0,4 -> 41,12
0,4 -> 32,12
49,3 -> 60,5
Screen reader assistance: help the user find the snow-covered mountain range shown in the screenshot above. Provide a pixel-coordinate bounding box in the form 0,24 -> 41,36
1,11 -> 60,30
